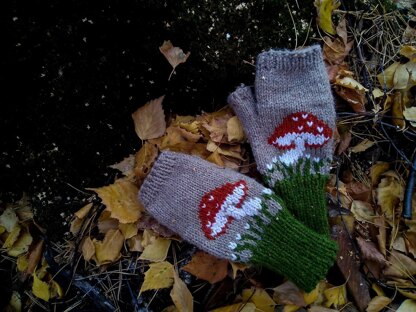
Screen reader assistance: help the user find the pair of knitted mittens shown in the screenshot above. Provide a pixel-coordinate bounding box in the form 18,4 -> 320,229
138,46 -> 338,292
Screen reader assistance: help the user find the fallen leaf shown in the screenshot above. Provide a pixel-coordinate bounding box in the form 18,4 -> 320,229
139,237 -> 171,262
309,307 -> 338,312
50,280 -> 63,299
3,224 -> 22,248
74,203 -> 93,219
403,106 -> 416,127
17,254 -> 28,272
393,63 -> 411,90
372,88 -> 384,98
110,155 -> 136,178
303,281 -> 326,306
134,142 -> 159,184
94,229 -> 124,265
366,295 -> 391,312
384,250 -> 416,278
119,222 -> 138,239
97,210 -> 119,234
170,270 -> 193,312
0,208 -> 19,232
206,141 -> 245,160
132,95 -> 166,140
32,272 -> 50,302
8,228 -> 33,257
273,281 -> 305,307
226,116 -> 245,143
139,261 -> 174,294
356,237 -> 386,265
392,235 -> 407,253
370,162 -> 389,186
314,0 -> 341,34
182,251 -> 228,284
397,299 -> 416,311
349,139 -> 375,153
159,40 -> 190,80
70,217 -> 83,235
210,302 -> 256,312
400,45 -> 416,61
26,240 -> 44,275
8,291 -> 21,312
324,284 -> 348,308
376,171 -> 404,221
350,200 -> 376,222
241,288 -> 276,312
127,234 -> 143,252
82,237 -> 95,261
202,114 -> 230,143
230,261 -> 248,279
391,91 -> 407,129
206,150 -> 225,167
90,179 -> 143,223
377,62 -> 400,89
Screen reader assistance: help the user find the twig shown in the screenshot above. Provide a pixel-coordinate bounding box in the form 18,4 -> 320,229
403,153 -> 416,219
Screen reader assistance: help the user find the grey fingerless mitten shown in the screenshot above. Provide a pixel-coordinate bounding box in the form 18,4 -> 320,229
139,151 -> 338,291
228,46 -> 336,235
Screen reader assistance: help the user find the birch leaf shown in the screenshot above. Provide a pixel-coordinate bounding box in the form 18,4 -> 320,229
94,229 -> 124,265
139,261 -> 174,294
159,40 -> 190,79
315,0 -> 341,34
170,270 -> 193,312
139,237 -> 171,262
182,251 -> 228,284
403,106 -> 416,127
132,95 -> 166,140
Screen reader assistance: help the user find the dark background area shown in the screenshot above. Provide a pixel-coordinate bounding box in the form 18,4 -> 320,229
1,0 -> 317,235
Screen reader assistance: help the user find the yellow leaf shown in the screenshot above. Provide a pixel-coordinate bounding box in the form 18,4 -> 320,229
210,302 -> 256,312
3,224 -> 22,249
8,291 -> 22,312
372,88 -> 384,98
335,76 -> 368,91
314,0 -> 340,34
303,281 -> 326,305
403,106 -> 416,127
206,151 -> 225,167
182,251 -> 228,284
0,208 -> 19,232
309,307 -> 338,312
372,283 -> 386,297
273,281 -> 305,307
400,45 -> 416,62
8,228 -> 33,257
94,229 -> 124,265
369,162 -> 389,186
206,141 -> 245,160
323,284 -> 347,308
127,233 -> 144,252
32,272 -> 50,302
170,270 -> 193,312
89,179 -> 143,223
393,63 -> 411,89
376,171 -> 404,221
349,139 -> 375,153
134,142 -> 159,184
283,305 -> 300,312
397,299 -> 416,311
132,95 -> 166,140
229,261 -> 249,279
119,222 -> 138,239
377,62 -> 399,89
17,254 -> 28,272
159,40 -> 190,80
139,237 -> 171,262
50,280 -> 63,299
242,288 -> 276,312
70,217 -> 83,235
226,116 -> 245,143
139,261 -> 174,294
110,154 -> 136,178
350,200 -> 376,222
141,229 -> 158,247
365,296 -> 392,312
82,237 -> 95,261
74,203 -> 93,219
97,210 -> 119,234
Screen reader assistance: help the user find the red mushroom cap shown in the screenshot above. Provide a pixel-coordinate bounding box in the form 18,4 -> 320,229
268,112 -> 332,150
199,180 -> 248,240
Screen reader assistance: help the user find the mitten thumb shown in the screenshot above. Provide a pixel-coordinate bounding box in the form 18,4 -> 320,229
228,85 -> 257,137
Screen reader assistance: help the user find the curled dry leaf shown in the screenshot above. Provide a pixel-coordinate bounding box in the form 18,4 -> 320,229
97,210 -> 119,234
226,116 -> 245,143
132,95 -> 166,140
139,261 -> 174,294
376,171 -> 404,222
366,296 -> 392,312
159,40 -> 190,80
89,179 -> 143,224
182,251 -> 228,284
350,200 -> 376,222
127,233 -> 143,252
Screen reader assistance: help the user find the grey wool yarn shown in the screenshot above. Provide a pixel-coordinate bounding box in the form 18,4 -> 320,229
139,151 -> 338,291
228,45 -> 336,235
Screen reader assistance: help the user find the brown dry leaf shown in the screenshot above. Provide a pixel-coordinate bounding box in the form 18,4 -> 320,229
206,150 -> 225,167
210,302 -> 256,312
403,106 -> 416,127
226,116 -> 245,143
322,35 -> 353,81
375,216 -> 387,257
241,287 -> 276,312
139,261 -> 174,294
139,237 -> 171,262
229,261 -> 249,279
356,237 -> 386,265
397,299 -> 416,311
74,203 -> 93,219
384,250 -> 416,278
127,234 -> 143,252
0,208 -> 19,232
349,139 -> 375,153
132,95 -> 166,140
182,251 -> 228,284
134,142 -> 159,184
365,296 -> 392,312
119,222 -> 138,239
170,270 -> 193,312
94,229 -> 124,265
97,210 -> 119,233
273,281 -> 305,307
8,227 -> 33,257
393,235 -> 407,253
377,62 -> 400,89
309,307 -> 338,312
70,217 -> 83,235
89,179 -> 143,224
141,229 -> 158,248
159,40 -> 190,80
314,0 -> 341,34
26,240 -> 44,275
376,171 -> 404,221
370,162 -> 389,186
324,283 -> 348,308
202,114 -> 231,143
82,237 -> 95,261
350,200 -> 376,222
110,154 -> 136,178
391,91 -> 407,129
206,141 -> 245,160
400,45 -> 416,61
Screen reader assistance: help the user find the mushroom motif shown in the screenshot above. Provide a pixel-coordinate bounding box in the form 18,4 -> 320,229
267,112 -> 332,165
199,180 -> 262,240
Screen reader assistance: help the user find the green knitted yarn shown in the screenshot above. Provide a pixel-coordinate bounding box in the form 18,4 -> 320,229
274,173 -> 330,235
233,194 -> 337,292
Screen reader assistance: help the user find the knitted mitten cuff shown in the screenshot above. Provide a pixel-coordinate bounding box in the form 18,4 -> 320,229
139,151 -> 338,291
228,46 -> 335,235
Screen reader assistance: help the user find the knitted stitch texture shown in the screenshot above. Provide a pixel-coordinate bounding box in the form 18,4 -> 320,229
228,45 -> 335,235
139,151 -> 338,291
